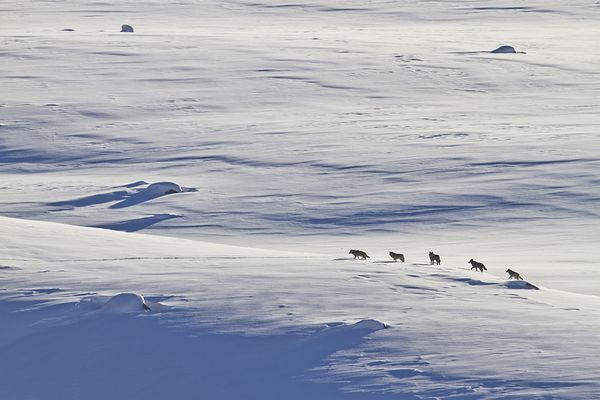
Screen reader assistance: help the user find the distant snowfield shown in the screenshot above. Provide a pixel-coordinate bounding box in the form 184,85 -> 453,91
1,0 -> 600,398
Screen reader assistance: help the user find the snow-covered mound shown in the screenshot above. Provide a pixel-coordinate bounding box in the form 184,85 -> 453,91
95,213 -> 183,232
141,182 -> 182,196
346,319 -> 388,331
78,293 -> 170,313
100,293 -> 150,313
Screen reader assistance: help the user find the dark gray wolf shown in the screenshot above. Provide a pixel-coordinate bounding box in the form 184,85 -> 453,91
429,251 -> 441,265
349,249 -> 370,260
506,268 -> 523,280
389,252 -> 405,262
469,259 -> 487,272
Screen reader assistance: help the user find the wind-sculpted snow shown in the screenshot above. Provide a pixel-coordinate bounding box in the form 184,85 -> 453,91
1,217 -> 600,398
97,292 -> 150,313
48,182 -> 194,211
1,0 -> 600,398
95,213 -> 183,232
1,0 -> 599,250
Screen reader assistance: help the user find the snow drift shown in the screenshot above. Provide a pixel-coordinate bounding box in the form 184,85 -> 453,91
100,293 -> 151,313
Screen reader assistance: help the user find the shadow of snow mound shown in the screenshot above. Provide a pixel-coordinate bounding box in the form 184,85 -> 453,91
0,301 -> 382,400
49,182 -> 196,210
451,277 -> 497,286
451,277 -> 539,290
95,213 -> 182,232
49,190 -> 129,208
505,280 -> 540,290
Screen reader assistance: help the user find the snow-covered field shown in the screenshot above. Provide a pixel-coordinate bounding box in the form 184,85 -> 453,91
1,1 -> 599,398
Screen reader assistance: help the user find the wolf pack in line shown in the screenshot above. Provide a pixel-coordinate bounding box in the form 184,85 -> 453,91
349,249 -> 525,280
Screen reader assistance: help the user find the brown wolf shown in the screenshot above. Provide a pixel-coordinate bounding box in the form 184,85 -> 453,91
429,251 -> 441,265
506,268 -> 523,280
389,252 -> 405,262
469,259 -> 487,272
349,249 -> 370,260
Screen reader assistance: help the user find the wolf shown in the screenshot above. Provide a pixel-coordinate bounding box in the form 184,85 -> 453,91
429,251 -> 441,265
349,249 -> 370,260
389,252 -> 405,262
469,259 -> 487,272
506,268 -> 523,280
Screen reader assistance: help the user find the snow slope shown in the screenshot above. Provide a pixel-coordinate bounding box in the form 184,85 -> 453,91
1,0 -> 600,398
2,217 -> 600,399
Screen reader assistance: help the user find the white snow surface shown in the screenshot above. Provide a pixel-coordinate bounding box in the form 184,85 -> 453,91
1,216 -> 600,399
1,0 -> 600,398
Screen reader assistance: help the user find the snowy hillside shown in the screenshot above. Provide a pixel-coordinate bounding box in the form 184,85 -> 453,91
2,216 -> 600,399
1,0 -> 600,398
